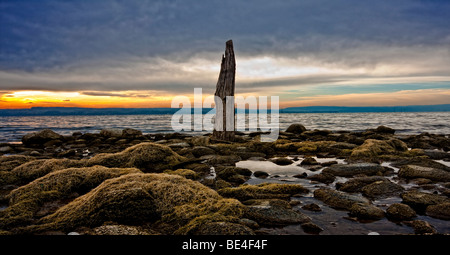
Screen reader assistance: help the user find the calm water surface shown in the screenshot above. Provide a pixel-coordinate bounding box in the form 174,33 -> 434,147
0,112 -> 449,143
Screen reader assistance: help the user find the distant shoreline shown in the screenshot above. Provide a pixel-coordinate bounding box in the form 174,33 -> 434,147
1,104 -> 449,116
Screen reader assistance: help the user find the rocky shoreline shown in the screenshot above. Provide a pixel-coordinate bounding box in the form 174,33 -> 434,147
0,124 -> 449,235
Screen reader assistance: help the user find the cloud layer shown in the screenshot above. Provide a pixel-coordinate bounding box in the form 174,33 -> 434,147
1,0 -> 449,107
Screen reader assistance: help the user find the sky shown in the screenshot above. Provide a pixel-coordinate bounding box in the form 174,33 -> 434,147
0,0 -> 449,109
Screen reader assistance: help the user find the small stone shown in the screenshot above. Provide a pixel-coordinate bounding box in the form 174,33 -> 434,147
406,220 -> 437,235
301,222 -> 323,234
271,157 -> 294,166
99,129 -> 123,137
301,203 -> 322,212
285,124 -> 307,134
375,126 -> 396,134
253,171 -> 269,179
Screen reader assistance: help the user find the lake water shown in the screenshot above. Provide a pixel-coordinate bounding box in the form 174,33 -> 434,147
0,112 -> 449,143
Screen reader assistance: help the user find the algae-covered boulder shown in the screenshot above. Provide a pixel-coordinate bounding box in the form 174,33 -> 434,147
349,138 -> 408,160
163,169 -> 199,180
2,158 -> 85,186
313,188 -> 370,211
361,180 -> 405,199
188,221 -> 255,235
349,203 -> 385,220
337,176 -> 387,193
322,163 -> 386,177
244,199 -> 310,226
218,183 -> 309,201
215,166 -> 252,184
386,203 -> 416,221
0,155 -> 36,172
401,190 -> 449,212
88,224 -> 156,235
425,202 -> 450,220
398,165 -> 450,182
87,142 -> 186,172
28,173 -> 245,234
0,166 -> 141,229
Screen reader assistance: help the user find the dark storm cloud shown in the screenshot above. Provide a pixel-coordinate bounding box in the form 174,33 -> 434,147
0,0 -> 449,93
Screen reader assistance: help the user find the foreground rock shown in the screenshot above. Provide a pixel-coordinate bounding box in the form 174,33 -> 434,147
19,173 -> 248,235
0,166 -> 141,229
398,165 -> 450,182
2,158 -> 85,186
89,224 -> 156,235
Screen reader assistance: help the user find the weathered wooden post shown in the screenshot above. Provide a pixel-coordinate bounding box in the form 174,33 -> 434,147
213,40 -> 236,141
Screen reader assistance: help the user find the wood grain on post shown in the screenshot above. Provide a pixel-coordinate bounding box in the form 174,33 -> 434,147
213,40 -> 236,141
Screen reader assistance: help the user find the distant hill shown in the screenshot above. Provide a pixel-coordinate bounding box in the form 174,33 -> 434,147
0,104 -> 449,116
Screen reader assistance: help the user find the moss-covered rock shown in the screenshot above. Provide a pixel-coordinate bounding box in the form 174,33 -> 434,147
386,203 -> 416,221
163,169 -> 199,180
307,172 -> 336,184
349,203 -> 385,220
349,138 -> 408,161
313,188 -> 370,211
322,163 -> 386,177
88,224 -> 157,235
361,180 -> 405,199
399,165 -> 450,182
87,142 -> 186,172
21,173 -> 244,235
296,141 -> 336,154
0,166 -> 141,229
2,158 -> 85,186
244,199 -> 310,226
215,166 -> 252,185
401,190 -> 449,212
337,176 -> 387,193
218,183 -> 309,201
0,155 -> 36,172
187,221 -> 255,235
425,202 -> 450,220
